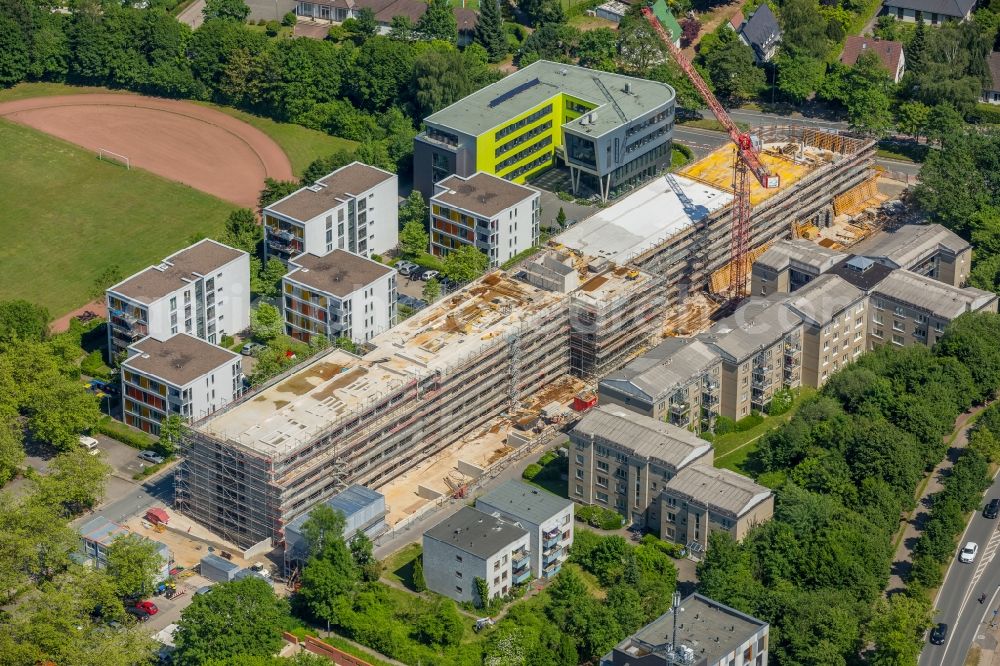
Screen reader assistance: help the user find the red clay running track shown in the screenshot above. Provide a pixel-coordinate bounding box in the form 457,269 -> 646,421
0,94 -> 293,207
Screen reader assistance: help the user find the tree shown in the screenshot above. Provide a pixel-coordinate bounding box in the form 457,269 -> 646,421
282,11 -> 297,26
250,303 -> 283,342
27,377 -> 101,451
175,578 -> 290,665
411,46 -> 487,118
349,532 -> 381,582
298,536 -> 357,626
33,448 -> 110,515
868,594 -> 932,666
202,0 -> 250,23
301,504 -> 346,557
417,0 -> 457,43
158,414 -> 185,456
779,0 -> 830,59
422,277 -> 441,302
443,245 -> 489,283
907,14 -> 926,76
255,258 -> 288,298
935,312 -> 1000,402
847,86 -> 894,136
219,208 -> 262,255
680,17 -> 701,48
703,39 -> 766,103
617,7 -> 667,76
476,0 -> 507,61
389,15 -> 415,40
399,220 -> 430,258
399,190 -> 428,228
775,53 -> 824,103
575,28 -> 617,72
106,533 -> 163,598
518,0 -> 564,26
0,300 -> 50,341
301,150 -> 355,185
415,597 -> 465,646
0,417 -> 23,487
925,103 -> 964,146
412,555 -> 426,591
556,207 -> 567,228
258,178 -> 299,213
354,7 -> 378,39
606,585 -> 645,634
896,100 -> 931,138
0,15 -> 29,86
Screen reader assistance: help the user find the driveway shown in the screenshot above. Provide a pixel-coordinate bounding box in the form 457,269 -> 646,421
538,190 -> 599,233
176,0 -> 205,28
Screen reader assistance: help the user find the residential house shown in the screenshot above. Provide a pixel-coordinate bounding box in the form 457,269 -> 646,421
262,162 -> 397,264
850,222 -> 972,286
430,172 -> 541,267
603,593 -> 770,666
121,334 -> 243,432
422,506 -> 530,604
77,516 -> 172,581
985,52 -> 1000,104
736,3 -> 781,63
281,250 -> 397,344
289,0 -> 477,40
476,481 -> 574,579
841,36 -> 906,83
882,0 -> 975,23
660,465 -> 774,554
598,337 -> 723,431
569,405 -> 714,528
106,240 -> 250,359
649,0 -> 683,47
751,239 -> 844,297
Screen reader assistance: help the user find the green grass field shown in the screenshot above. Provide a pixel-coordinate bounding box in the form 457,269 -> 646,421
0,82 -> 358,178
0,119 -> 236,315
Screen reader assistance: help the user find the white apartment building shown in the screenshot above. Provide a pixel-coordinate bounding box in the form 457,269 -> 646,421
121,334 -> 243,433
106,240 -> 250,359
476,481 -> 574,579
282,250 -> 397,345
263,162 -> 398,263
423,506 -> 531,605
430,172 -> 540,267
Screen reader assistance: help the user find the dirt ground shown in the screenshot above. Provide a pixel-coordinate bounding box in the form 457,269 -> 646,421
124,509 -> 250,571
0,94 -> 292,207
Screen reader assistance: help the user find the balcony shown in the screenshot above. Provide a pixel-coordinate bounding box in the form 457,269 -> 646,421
267,227 -> 296,243
751,373 -> 773,389
513,549 -> 530,569
513,567 -> 532,585
669,400 -> 690,417
701,391 -> 719,406
543,534 -> 561,551
542,560 -> 563,578
542,525 -> 560,539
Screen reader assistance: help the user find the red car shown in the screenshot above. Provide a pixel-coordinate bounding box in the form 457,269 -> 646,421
133,600 -> 158,616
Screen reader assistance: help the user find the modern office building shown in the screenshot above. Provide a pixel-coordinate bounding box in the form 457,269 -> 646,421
106,240 -> 250,359
281,250 -> 397,344
422,506 -> 531,604
414,60 -> 677,202
476,481 -> 573,579
262,162 -> 397,263
430,172 -> 541,266
603,593 -> 770,666
121,334 -> 244,432
569,406 -> 714,528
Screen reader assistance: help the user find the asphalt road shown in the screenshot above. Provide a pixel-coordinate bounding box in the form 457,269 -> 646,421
920,475 -> 1000,666
672,109 -> 922,179
87,470 -> 175,526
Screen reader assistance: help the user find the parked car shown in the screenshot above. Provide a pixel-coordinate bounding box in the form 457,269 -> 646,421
79,436 -> 100,455
929,622 -> 947,645
985,498 -> 999,519
419,269 -> 440,282
133,600 -> 158,616
241,342 -> 265,356
138,451 -> 165,465
125,607 -> 150,622
194,585 -> 213,596
959,542 -> 979,563
397,262 -> 418,277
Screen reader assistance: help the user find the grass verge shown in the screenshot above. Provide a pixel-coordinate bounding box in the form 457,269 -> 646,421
0,119 -> 235,314
677,117 -> 751,132
383,543 -> 422,591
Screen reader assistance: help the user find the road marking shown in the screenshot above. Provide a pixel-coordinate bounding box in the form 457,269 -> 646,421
972,529 -> 1000,588
940,531 -> 1000,666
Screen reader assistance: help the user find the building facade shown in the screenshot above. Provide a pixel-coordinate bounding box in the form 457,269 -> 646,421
569,406 -> 714,528
850,223 -> 972,287
77,516 -> 172,580
121,334 -> 243,433
985,52 -> 1000,104
422,506 -> 531,604
106,240 -> 250,359
262,162 -> 397,264
414,60 -> 676,202
282,250 -> 397,344
475,481 -> 574,579
881,0 -> 974,23
430,172 -> 541,267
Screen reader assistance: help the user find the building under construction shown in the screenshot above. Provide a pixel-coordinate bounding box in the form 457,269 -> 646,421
558,127 -> 877,304
176,265 -> 660,549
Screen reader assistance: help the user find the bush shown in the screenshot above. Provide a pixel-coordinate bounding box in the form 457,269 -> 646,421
640,534 -> 687,558
674,143 -> 694,160
80,350 -> 112,380
94,416 -> 153,450
576,505 -> 625,530
735,413 -> 764,432
221,334 -> 235,348
522,463 -> 543,481
714,416 -> 736,435
281,11 -> 297,26
968,103 -> 1000,125
265,20 -> 281,36
538,450 -> 557,466
767,389 -> 794,416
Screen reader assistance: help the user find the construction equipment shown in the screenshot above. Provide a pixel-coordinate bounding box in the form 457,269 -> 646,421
643,0 -> 780,299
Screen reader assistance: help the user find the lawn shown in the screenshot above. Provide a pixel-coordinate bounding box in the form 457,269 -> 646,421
383,542 -> 422,591
0,119 -> 235,315
0,82 -> 358,179
713,387 -> 816,473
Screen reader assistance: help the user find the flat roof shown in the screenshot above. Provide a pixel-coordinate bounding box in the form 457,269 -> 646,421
124,334 -> 239,387
267,162 -> 395,222
110,240 -> 245,305
424,506 -> 528,559
476,481 -> 573,525
612,594 -> 767,665
664,465 -> 772,517
196,272 -> 565,456
285,484 -> 385,537
286,250 -> 394,298
572,405 -> 712,470
828,255 -> 895,291
424,60 -> 675,138
754,239 -> 845,274
433,172 -> 538,218
78,515 -> 129,547
556,174 -> 732,265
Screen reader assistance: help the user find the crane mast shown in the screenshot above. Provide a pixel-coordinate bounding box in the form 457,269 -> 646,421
641,4 -> 779,298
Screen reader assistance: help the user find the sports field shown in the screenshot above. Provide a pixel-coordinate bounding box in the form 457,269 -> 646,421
0,118 -> 236,315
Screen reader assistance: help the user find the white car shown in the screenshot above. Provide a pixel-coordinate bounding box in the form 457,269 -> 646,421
959,542 -> 979,563
79,436 -> 100,456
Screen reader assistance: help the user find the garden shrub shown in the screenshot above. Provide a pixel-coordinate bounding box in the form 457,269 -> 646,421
522,463 -> 543,481
714,416 -> 736,435
767,389 -> 794,416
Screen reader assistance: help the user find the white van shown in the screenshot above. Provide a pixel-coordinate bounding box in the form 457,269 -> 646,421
79,436 -> 100,455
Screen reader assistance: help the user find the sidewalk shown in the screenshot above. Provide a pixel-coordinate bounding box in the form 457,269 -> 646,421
886,407 -> 987,595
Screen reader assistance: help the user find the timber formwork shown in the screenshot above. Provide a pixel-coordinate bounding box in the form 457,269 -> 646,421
177,301 -> 571,550
635,128 -> 876,304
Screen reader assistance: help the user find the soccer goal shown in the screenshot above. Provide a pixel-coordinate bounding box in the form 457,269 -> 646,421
97,148 -> 130,170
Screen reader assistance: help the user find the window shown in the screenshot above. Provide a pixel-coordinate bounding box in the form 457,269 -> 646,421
494,561 -> 500,571
596,460 -> 609,472
873,312 -> 883,325
456,586 -> 463,594
893,320 -> 904,332
575,484 -> 583,495
575,469 -> 583,480
892,334 -> 904,346
596,476 -> 608,488
667,512 -> 676,522
494,576 -> 500,585
596,491 -> 609,503
456,555 -> 462,562
455,571 -> 462,578
575,454 -> 584,464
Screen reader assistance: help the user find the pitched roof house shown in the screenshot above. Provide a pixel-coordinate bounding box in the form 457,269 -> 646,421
882,0 -> 975,24
841,36 -> 906,83
985,52 -> 1000,105
736,3 -> 781,63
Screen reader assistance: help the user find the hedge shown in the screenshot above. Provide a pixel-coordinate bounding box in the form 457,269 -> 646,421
576,505 -> 626,530
94,416 -> 153,450
522,463 -> 543,481
969,103 -> 1000,125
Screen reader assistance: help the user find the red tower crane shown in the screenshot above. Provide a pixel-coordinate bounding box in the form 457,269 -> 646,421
642,4 -> 780,298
